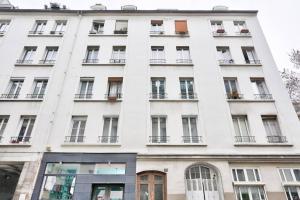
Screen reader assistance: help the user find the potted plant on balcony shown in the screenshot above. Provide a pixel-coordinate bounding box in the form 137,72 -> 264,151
231,91 -> 240,99
240,29 -> 250,34
216,29 -> 225,33
108,95 -> 117,101
11,139 -> 19,144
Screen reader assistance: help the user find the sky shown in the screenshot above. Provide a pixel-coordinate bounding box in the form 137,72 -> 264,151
9,0 -> 300,70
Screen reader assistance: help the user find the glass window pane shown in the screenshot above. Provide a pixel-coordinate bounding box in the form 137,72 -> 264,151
294,169 -> 300,181
237,169 -> 246,181
246,169 -> 255,182
160,117 -> 166,137
94,164 -> 125,175
182,118 -> 190,137
154,184 -> 163,200
284,169 -> 294,182
152,117 -> 158,137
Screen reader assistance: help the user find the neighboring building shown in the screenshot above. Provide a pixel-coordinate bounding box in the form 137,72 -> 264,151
0,3 -> 299,200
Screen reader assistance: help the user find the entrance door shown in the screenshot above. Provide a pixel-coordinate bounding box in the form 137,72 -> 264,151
185,165 -> 221,200
137,171 -> 166,200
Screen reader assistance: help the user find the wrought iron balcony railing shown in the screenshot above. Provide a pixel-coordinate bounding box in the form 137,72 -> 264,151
28,30 -> 44,34
26,94 -> 44,99
149,136 -> 170,143
150,59 -> 166,64
82,59 -> 99,64
16,59 -> 33,64
105,93 -> 122,100
182,136 -> 202,143
10,136 -> 31,143
98,136 -> 119,144
226,93 -> 244,100
180,93 -> 197,100
254,94 -> 273,100
64,136 -> 85,143
150,30 -> 164,34
1,94 -> 19,99
149,93 -> 167,99
109,59 -> 126,64
75,93 -> 93,99
176,59 -> 193,64
39,59 -> 56,64
218,59 -> 234,64
245,59 -> 261,65
267,136 -> 287,143
50,30 -> 64,35
235,136 -> 256,143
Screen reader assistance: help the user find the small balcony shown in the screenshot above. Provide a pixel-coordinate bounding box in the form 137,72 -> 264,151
150,30 -> 164,35
176,59 -> 193,64
226,92 -> 244,100
182,136 -> 202,143
75,93 -> 93,99
89,30 -> 104,34
245,59 -> 261,65
180,93 -> 197,100
150,59 -> 166,64
149,136 -> 170,144
235,136 -> 256,143
64,136 -> 85,143
50,30 -> 64,35
149,93 -> 167,99
39,59 -> 56,65
254,94 -> 273,100
267,136 -> 287,143
114,30 -> 127,34
26,94 -> 44,99
10,136 -> 31,144
109,59 -> 126,64
218,59 -> 234,65
28,30 -> 44,35
82,59 -> 99,64
105,93 -> 122,101
16,59 -> 33,64
98,136 -> 119,144
1,94 -> 19,99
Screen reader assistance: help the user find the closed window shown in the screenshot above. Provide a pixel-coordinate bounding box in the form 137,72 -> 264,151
151,46 -> 165,63
232,116 -> 254,143
114,20 -> 128,34
0,116 -> 9,141
150,20 -> 163,34
151,116 -> 167,143
107,78 -> 122,100
12,116 -> 36,143
67,116 -> 87,143
52,20 -> 66,34
0,20 -> 10,33
251,78 -> 271,99
176,46 -> 191,63
31,20 -> 47,34
18,46 -> 37,64
2,79 -> 24,99
41,47 -> 58,64
84,46 -> 99,63
279,168 -> 300,182
180,78 -> 195,99
217,47 -> 233,64
151,78 -> 166,99
234,21 -> 249,34
28,79 -> 48,99
182,116 -> 199,143
111,46 -> 126,63
101,117 -> 118,143
211,21 -> 224,33
242,47 -> 260,64
91,20 -> 104,34
262,116 -> 285,143
77,78 -> 94,99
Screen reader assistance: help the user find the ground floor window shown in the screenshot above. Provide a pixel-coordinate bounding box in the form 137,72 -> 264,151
285,186 -> 300,200
91,184 -> 124,200
234,186 -> 266,200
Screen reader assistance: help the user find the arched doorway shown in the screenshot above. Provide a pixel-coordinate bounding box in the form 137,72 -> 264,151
137,171 -> 167,200
185,164 -> 223,200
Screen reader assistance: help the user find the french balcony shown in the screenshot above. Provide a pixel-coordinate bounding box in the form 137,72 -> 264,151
182,136 -> 202,143
39,59 -> 56,65
28,30 -> 44,35
150,30 -> 164,35
16,59 -> 33,64
75,93 -> 93,99
149,93 -> 167,99
1,94 -> 19,99
26,94 -> 44,99
109,59 -> 126,64
89,30 -> 104,34
245,59 -> 261,65
267,136 -> 287,143
235,136 -> 256,143
254,94 -> 273,100
82,58 -> 99,64
10,136 -> 31,144
150,59 -> 166,64
64,136 -> 85,143
176,59 -> 193,64
149,136 -> 170,144
226,92 -> 244,100
98,136 -> 119,144
237,29 -> 251,36
0,136 -> 3,142
105,93 -> 122,101
218,59 -> 234,64
114,29 -> 127,34
180,93 -> 197,100
50,30 -> 64,35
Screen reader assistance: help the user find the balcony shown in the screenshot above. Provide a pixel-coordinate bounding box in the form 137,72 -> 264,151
26,94 -> 44,99
1,94 -> 19,99
89,30 -> 104,34
235,136 -> 256,143
149,136 -> 170,143
267,136 -> 287,143
10,136 -> 31,144
75,93 -> 93,99
64,136 -> 85,143
28,30 -> 44,35
213,29 -> 227,36
109,59 -> 126,64
149,93 -> 167,99
39,59 -> 56,65
114,30 -> 127,34
16,59 -> 33,64
0,136 -> 3,142
180,93 -> 197,100
245,59 -> 261,65
105,93 -> 122,101
218,59 -> 234,65
82,59 -> 99,64
226,92 -> 244,100
254,94 -> 273,100
98,136 -> 119,144
150,59 -> 166,64
176,59 -> 193,64
150,30 -> 164,35
182,136 -> 202,143
50,30 -> 64,35
236,29 -> 251,36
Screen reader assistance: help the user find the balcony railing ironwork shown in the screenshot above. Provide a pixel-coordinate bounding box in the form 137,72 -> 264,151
98,136 -> 119,144
267,136 -> 287,143
28,30 -> 44,34
182,136 -> 202,143
150,59 -> 166,64
105,93 -> 122,100
16,59 -> 33,64
235,136 -> 256,143
149,136 -> 170,143
75,93 -> 93,99
149,93 -> 167,99
226,93 -> 244,100
82,59 -> 99,64
180,93 -> 197,100
218,59 -> 234,64
39,59 -> 56,65
10,136 -> 31,143
254,94 -> 273,100
64,136 -> 85,143
176,59 -> 193,64
26,94 -> 44,99
1,94 -> 19,99
109,59 -> 126,64
245,59 -> 261,65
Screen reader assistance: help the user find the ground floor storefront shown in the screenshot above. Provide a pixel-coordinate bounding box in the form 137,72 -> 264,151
1,153 -> 300,200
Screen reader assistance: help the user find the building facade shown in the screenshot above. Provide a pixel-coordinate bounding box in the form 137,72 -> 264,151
0,4 -> 299,200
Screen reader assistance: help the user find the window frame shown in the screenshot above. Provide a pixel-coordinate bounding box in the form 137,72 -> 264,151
179,78 -> 195,99
16,115 -> 36,142
101,116 -> 119,143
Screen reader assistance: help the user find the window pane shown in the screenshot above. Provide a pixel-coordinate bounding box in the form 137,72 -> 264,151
190,118 -> 198,138
110,185 -> 124,199
246,169 -> 255,182
140,184 -> 148,200
154,184 -> 163,200
160,117 -> 166,137
152,117 -> 158,137
237,169 -> 246,181
182,118 -> 189,137
294,169 -> 300,181
102,118 -> 110,137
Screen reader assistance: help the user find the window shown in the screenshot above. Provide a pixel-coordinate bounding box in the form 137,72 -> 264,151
216,47 -> 233,64
1,79 -> 24,99
232,116 -> 254,143
182,116 -> 200,143
234,21 -> 250,34
211,21 -> 225,34
150,20 -> 164,34
83,46 -> 99,63
137,172 -> 167,200
150,46 -> 165,64
106,78 -> 122,100
66,116 -> 87,143
17,46 -> 37,64
30,20 -> 47,34
180,78 -> 195,99
41,47 -> 58,64
0,20 -> 10,33
251,78 -> 272,100
151,78 -> 166,99
224,78 -> 242,99
27,79 -> 48,99
0,116 -> 9,142
100,117 -> 118,143
11,116 -> 36,143
51,20 -> 66,34
151,116 -> 167,143
114,20 -> 128,34
279,168 -> 300,200
232,168 -> 267,200
76,78 -> 94,99
110,46 -> 126,63
242,47 -> 260,64
175,20 -> 188,34
91,184 -> 124,200
262,116 -> 286,143
90,20 -> 104,34
176,46 -> 192,63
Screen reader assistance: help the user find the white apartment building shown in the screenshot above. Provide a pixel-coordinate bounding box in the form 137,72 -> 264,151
0,2 -> 299,200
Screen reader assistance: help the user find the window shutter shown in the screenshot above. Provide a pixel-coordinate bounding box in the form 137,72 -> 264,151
175,20 -> 188,33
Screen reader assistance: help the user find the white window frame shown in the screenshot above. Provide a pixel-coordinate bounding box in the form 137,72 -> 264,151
107,80 -> 122,98
278,168 -> 300,200
78,78 -> 94,98
91,20 -> 104,33
262,116 -> 282,137
21,46 -> 37,62
0,116 -> 9,138
150,20 -> 164,33
151,116 -> 167,142
180,78 -> 195,99
69,116 -> 87,142
151,46 -> 165,61
31,79 -> 48,97
32,20 -> 47,32
43,47 -> 58,62
111,46 -> 126,60
53,20 -> 66,33
234,21 -> 247,32
115,20 -> 128,32
0,20 -> 10,32
224,78 -> 239,94
182,116 -> 199,140
16,116 -> 36,142
216,46 -> 233,63
85,46 -> 99,61
7,78 -> 24,97
151,78 -> 165,98
242,47 -> 259,64
101,116 -> 119,143
232,115 -> 251,137
211,21 -> 224,31
176,46 -> 191,62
